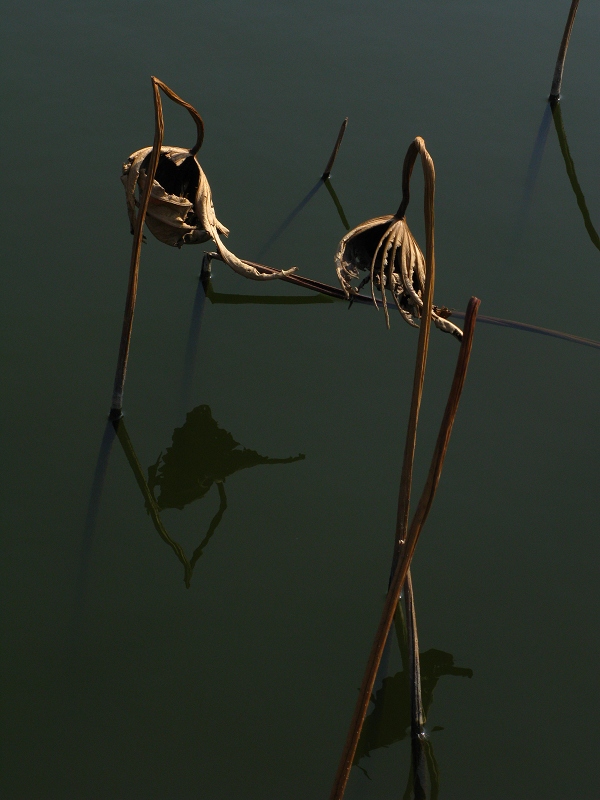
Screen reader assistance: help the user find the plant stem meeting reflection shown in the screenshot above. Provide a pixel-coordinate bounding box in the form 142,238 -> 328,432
113,406 -> 305,588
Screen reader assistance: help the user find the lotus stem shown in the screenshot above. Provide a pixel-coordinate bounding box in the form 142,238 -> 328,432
322,118 -> 348,180
329,137 -> 437,800
404,570 -> 427,799
110,77 -> 164,419
152,77 -> 205,155
207,251 -> 600,349
111,77 -> 207,418
329,296 -> 479,800
394,139 -> 436,563
549,0 -> 580,103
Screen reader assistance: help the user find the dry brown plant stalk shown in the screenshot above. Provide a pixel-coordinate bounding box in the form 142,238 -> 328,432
329,296 -> 480,800
110,77 -> 164,418
322,118 -> 348,179
403,570 -> 428,799
549,0 -> 580,103
335,138 -> 461,338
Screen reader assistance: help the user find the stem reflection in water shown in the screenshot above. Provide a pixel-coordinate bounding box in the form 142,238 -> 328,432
354,600 -> 472,797
551,101 -> 600,252
114,406 -> 305,587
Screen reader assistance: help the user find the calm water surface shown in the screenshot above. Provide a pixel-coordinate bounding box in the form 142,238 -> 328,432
2,1 -> 600,797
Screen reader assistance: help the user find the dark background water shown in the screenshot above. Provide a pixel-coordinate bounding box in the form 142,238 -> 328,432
2,1 -> 600,797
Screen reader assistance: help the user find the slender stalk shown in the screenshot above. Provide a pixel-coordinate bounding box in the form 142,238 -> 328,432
330,138 -> 437,800
329,296 -> 479,800
110,77 -> 206,418
405,571 -> 427,800
449,309 -> 600,350
152,77 -> 204,155
394,139 -> 436,569
549,0 -> 580,103
110,77 -> 164,418
207,251 -> 600,350
322,118 -> 348,179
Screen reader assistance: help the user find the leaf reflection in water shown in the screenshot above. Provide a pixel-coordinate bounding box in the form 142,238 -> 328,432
148,404 -> 305,510
114,406 -> 304,587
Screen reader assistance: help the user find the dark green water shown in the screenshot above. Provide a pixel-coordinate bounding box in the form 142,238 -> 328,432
2,1 -> 600,797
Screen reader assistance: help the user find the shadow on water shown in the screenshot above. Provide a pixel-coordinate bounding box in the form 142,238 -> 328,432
180,271 -> 210,416
114,405 -> 304,587
256,176 -> 351,259
178,271 -> 335,414
256,179 -> 324,260
551,102 -> 600,252
516,103 -> 553,240
255,118 -> 351,258
205,278 -> 334,306
354,603 -> 472,796
72,420 -> 117,645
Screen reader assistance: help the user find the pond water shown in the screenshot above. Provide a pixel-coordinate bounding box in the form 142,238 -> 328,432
2,1 -> 600,797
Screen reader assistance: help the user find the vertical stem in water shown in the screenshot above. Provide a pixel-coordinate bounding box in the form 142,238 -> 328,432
549,0 -> 580,102
329,295 -> 479,800
110,77 -> 164,418
404,571 -> 427,799
322,118 -> 348,179
329,138 -> 436,800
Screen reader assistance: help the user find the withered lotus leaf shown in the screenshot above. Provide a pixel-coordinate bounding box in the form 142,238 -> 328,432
122,79 -> 295,281
335,137 -> 462,339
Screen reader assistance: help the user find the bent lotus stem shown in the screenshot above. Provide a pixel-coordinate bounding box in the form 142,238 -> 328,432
329,296 -> 479,800
330,137 -> 437,800
394,139 -> 436,567
335,137 -> 462,338
121,79 -> 296,280
110,76 -> 164,418
152,77 -> 204,155
549,0 -> 580,103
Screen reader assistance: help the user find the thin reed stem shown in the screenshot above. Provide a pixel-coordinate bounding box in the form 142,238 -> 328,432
394,139 -> 436,569
110,77 -> 164,418
110,77 -> 206,418
329,296 -> 479,800
405,571 -> 427,799
549,0 -> 580,103
207,251 -> 600,350
322,118 -> 348,179
330,138 -> 436,800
